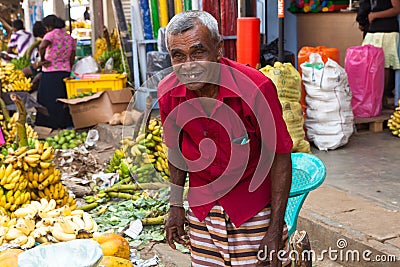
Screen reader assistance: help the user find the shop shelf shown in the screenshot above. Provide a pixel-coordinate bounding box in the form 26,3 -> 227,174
64,74 -> 127,98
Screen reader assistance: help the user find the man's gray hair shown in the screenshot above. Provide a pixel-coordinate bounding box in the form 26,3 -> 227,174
166,10 -> 222,46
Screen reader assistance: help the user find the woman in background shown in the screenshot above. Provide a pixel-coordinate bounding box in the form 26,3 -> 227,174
36,15 -> 75,129
360,0 -> 400,108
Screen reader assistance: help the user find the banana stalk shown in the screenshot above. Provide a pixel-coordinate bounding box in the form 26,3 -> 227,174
0,97 -> 10,122
79,202 -> 99,212
104,183 -> 168,193
106,192 -> 140,200
141,215 -> 166,225
10,94 -> 28,147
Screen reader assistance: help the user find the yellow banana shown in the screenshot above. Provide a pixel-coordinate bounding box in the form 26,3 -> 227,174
5,227 -> 25,241
21,235 -> 35,249
10,235 -> 28,246
82,212 -> 94,231
40,147 -> 54,161
51,223 -> 76,241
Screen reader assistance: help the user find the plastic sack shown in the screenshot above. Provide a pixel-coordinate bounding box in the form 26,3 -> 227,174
260,62 -> 310,153
301,53 -> 354,151
345,45 -> 385,117
18,239 -> 103,267
281,102 -> 311,153
297,46 -> 340,115
72,56 -> 101,75
260,62 -> 302,103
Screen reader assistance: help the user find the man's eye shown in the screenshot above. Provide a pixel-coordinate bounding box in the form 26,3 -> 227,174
192,51 -> 206,59
172,54 -> 186,62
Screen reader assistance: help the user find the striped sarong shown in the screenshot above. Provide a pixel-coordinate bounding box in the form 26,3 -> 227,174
188,204 -> 291,266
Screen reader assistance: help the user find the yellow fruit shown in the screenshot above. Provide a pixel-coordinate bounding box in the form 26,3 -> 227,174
98,256 -> 134,267
92,233 -> 130,260
0,249 -> 24,267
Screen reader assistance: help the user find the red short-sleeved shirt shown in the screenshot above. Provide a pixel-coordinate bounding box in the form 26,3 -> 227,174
158,58 -> 293,226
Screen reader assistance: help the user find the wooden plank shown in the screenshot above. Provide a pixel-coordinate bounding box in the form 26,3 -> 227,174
354,109 -> 393,134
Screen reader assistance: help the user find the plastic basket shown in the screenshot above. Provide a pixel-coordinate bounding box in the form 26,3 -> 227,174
64,74 -> 127,99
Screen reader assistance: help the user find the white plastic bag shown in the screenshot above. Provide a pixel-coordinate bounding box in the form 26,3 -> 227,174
72,56 -> 101,75
18,239 -> 103,267
301,53 -> 354,151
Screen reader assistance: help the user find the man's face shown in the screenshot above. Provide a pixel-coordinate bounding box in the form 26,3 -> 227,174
167,23 -> 222,92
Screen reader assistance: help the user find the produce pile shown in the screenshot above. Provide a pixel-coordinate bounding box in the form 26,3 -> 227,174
106,117 -> 169,184
44,129 -> 88,150
388,101 -> 400,137
0,62 -> 32,92
0,198 -> 97,248
0,94 -> 75,217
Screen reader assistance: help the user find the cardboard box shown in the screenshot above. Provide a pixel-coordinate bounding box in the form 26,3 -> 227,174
58,88 -> 133,129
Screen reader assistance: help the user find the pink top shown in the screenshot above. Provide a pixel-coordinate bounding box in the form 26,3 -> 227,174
42,28 -> 76,72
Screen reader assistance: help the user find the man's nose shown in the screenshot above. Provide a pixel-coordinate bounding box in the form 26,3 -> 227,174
181,59 -> 196,71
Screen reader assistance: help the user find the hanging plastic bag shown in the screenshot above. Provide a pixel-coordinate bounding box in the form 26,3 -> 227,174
301,53 -> 354,151
345,45 -> 385,117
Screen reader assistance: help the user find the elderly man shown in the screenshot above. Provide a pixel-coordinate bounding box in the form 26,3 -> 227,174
158,11 -> 293,267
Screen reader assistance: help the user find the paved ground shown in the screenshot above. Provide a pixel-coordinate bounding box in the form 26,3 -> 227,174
95,123 -> 400,266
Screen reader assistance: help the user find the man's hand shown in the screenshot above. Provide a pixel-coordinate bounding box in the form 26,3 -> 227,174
256,225 -> 284,267
165,206 -> 187,249
39,60 -> 51,68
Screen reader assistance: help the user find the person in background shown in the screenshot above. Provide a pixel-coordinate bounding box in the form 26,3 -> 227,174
159,10 -> 293,266
356,0 -> 371,37
84,7 -> 90,21
35,15 -> 75,129
2,19 -> 34,60
22,21 -> 46,92
359,0 -> 400,108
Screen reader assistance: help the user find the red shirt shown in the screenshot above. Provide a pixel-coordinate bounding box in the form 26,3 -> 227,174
158,58 -> 293,226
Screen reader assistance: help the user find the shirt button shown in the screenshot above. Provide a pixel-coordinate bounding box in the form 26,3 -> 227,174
203,130 -> 208,137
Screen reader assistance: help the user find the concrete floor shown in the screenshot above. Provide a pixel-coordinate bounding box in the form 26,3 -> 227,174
311,129 -> 400,211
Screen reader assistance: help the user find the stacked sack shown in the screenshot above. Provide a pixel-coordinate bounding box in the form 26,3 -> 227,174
301,53 -> 354,151
260,62 -> 311,153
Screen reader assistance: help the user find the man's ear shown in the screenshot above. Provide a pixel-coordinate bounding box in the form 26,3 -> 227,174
217,40 -> 224,60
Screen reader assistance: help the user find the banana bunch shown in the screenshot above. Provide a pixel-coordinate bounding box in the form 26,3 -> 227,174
0,113 -> 38,145
0,62 -> 32,92
0,164 -> 30,215
388,103 -> 400,137
0,198 -> 98,248
106,117 -> 169,183
4,76 -> 32,92
94,38 -> 107,60
110,28 -> 121,51
1,140 -> 76,215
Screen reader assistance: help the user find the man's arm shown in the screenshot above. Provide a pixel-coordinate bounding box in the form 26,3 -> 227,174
258,153 -> 292,266
165,150 -> 187,249
369,0 -> 400,22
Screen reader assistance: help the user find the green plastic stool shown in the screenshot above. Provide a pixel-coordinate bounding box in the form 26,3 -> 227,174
285,153 -> 326,237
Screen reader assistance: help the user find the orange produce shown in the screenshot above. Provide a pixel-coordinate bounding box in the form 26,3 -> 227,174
0,249 -> 24,267
92,233 -> 130,260
98,256 -> 134,267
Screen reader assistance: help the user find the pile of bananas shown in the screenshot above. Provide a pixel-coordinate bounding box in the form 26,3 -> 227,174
0,198 -> 98,248
94,28 -> 121,61
0,62 -> 32,92
71,21 -> 91,29
106,117 -> 169,183
0,141 -> 76,216
0,113 -> 38,145
388,102 -> 400,137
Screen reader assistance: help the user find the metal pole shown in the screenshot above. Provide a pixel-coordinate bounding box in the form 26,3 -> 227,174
68,0 -> 72,35
278,0 -> 284,62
